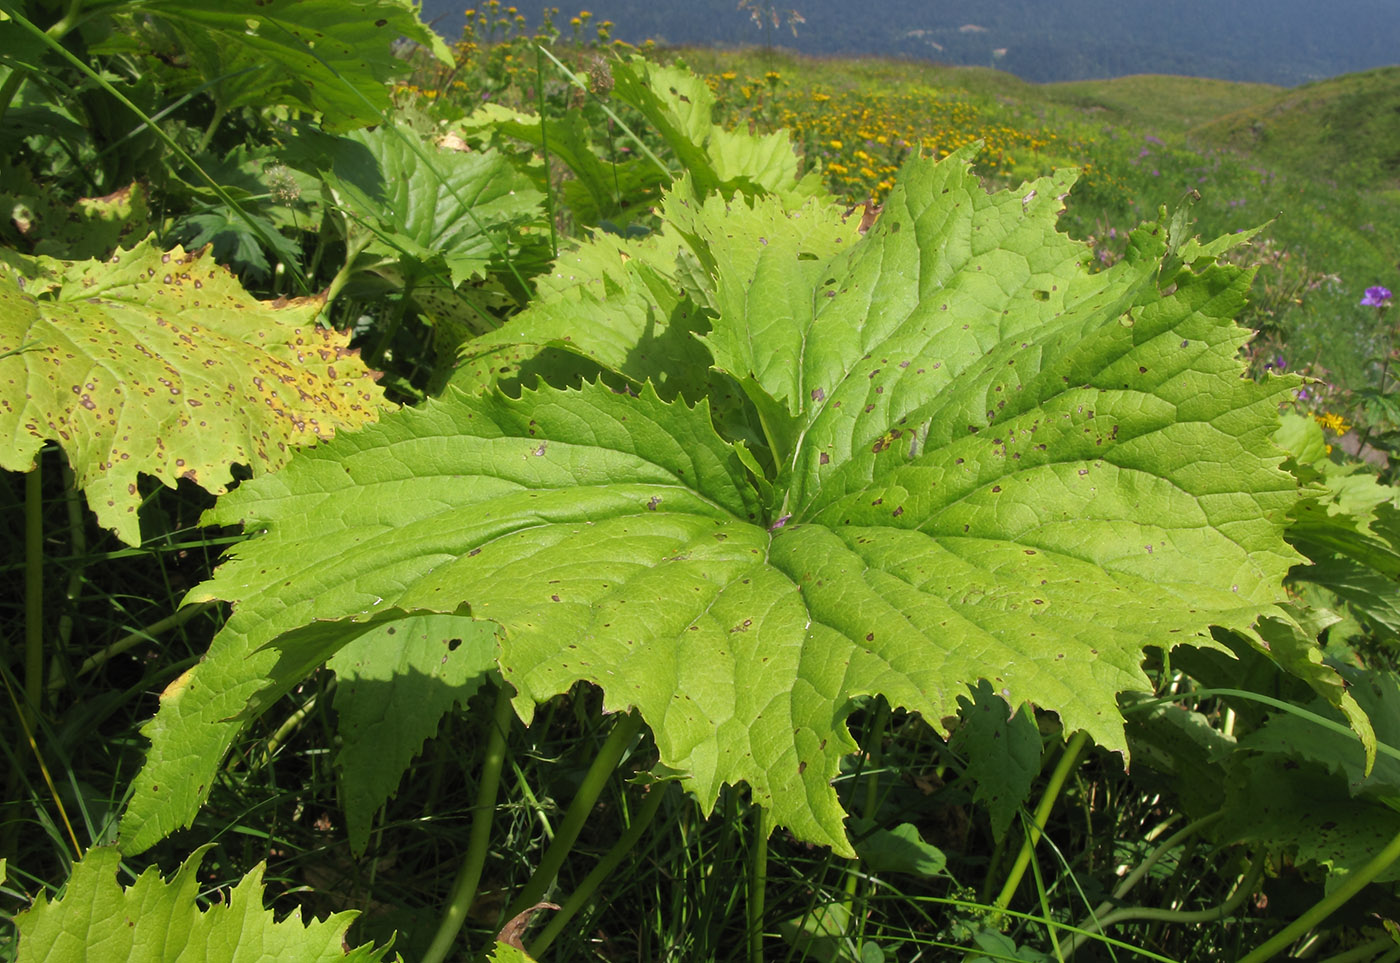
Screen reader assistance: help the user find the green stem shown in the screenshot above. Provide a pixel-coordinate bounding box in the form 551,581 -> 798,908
322,234 -> 374,309
861,701 -> 890,823
421,685 -> 516,963
194,102 -> 229,155
1235,823 -> 1400,963
25,463 -> 44,723
534,46 -> 559,260
1315,937 -> 1400,963
993,729 -> 1090,916
503,711 -> 644,921
1065,843 -> 1265,957
842,701 -> 890,911
748,802 -> 773,963
0,67 -> 25,130
368,273 -> 416,370
1357,304 -> 1392,453
260,680 -> 333,766
55,462 -> 86,659
48,600 -> 218,696
1075,812 -> 1219,933
527,781 -> 673,958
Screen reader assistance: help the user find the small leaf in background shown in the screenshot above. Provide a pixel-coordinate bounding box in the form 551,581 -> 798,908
609,57 -> 826,206
777,902 -> 858,963
329,614 -> 500,854
0,238 -> 392,545
850,818 -> 949,877
3,180 -> 152,260
323,124 -> 547,291
13,846 -> 393,962
965,930 -> 1053,963
141,0 -> 452,133
464,103 -> 669,231
1216,755 -> 1400,890
949,681 -> 1043,842
487,942 -> 537,963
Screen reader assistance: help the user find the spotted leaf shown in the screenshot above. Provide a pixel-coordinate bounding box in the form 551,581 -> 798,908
0,239 -> 391,545
122,151 -> 1305,857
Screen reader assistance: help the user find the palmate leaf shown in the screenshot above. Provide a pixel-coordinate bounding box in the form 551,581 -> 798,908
13,846 -> 392,962
0,238 -> 390,545
122,152 -> 1303,856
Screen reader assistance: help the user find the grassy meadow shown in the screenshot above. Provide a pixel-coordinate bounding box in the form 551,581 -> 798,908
659,49 -> 1400,396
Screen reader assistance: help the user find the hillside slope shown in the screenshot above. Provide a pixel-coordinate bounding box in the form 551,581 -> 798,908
672,49 -> 1400,387
1192,66 -> 1400,191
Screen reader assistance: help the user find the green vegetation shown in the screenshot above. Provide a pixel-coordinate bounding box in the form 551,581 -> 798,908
7,4 -> 1400,963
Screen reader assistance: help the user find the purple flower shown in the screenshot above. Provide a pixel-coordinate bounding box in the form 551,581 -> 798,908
1362,286 -> 1393,307
1273,354 -> 1287,372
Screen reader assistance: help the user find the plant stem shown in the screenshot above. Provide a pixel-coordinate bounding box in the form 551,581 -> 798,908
25,462 -> 44,723
1314,937 -> 1400,963
1065,843 -> 1265,956
368,274 -> 416,370
195,103 -> 229,155
534,46 -> 559,261
322,234 -> 373,309
54,463 -> 86,659
840,700 -> 890,935
527,780 -> 673,958
1235,823 -> 1400,963
502,711 -> 644,921
421,684 -> 517,963
992,729 -> 1090,916
49,600 -> 218,696
260,680 -> 333,766
748,802 -> 773,963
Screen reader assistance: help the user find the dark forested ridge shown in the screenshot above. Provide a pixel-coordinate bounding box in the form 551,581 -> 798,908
421,0 -> 1400,86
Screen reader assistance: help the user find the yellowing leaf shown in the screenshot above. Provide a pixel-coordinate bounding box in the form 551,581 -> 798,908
0,238 -> 392,545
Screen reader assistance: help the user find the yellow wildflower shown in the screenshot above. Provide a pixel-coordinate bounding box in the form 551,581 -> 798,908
1314,411 -> 1351,435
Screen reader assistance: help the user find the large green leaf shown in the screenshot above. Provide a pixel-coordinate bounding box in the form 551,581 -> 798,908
122,152 -> 1304,857
0,239 -> 391,545
14,846 -> 392,962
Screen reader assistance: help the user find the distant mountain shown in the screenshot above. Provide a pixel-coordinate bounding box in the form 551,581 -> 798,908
420,0 -> 1400,86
